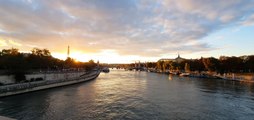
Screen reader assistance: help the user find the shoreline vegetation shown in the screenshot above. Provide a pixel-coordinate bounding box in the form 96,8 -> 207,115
0,47 -> 254,83
0,48 -> 98,85
106,55 -> 254,82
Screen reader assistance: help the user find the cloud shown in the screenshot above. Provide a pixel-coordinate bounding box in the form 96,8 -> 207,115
241,14 -> 254,26
8,40 -> 22,46
0,39 -> 8,47
0,37 -> 23,47
0,0 -> 253,58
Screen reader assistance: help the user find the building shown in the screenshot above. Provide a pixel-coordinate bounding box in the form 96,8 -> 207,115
158,54 -> 186,63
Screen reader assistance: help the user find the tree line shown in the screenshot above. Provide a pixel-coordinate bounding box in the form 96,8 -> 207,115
0,48 -> 97,75
150,56 -> 254,74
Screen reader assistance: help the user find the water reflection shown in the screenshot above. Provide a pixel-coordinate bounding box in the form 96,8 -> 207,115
168,74 -> 173,80
0,69 -> 254,120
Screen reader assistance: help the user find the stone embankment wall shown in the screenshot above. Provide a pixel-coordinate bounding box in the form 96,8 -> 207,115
221,73 -> 254,81
0,75 -> 15,84
0,70 -> 100,97
0,71 -> 86,85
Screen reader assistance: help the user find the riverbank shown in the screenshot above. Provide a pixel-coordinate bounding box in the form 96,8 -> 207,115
2,69 -> 253,120
0,69 -> 100,97
145,69 -> 254,82
214,73 -> 254,82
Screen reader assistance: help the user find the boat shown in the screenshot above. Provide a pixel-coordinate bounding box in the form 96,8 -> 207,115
170,71 -> 180,75
179,72 -> 190,77
102,67 -> 110,73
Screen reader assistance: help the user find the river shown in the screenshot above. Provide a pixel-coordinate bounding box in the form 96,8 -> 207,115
0,69 -> 254,120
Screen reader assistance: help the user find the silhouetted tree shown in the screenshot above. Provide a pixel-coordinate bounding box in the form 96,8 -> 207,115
202,57 -> 220,72
157,60 -> 164,71
0,48 -> 99,82
245,55 -> 254,72
219,56 -> 244,73
184,63 -> 190,72
146,62 -> 156,68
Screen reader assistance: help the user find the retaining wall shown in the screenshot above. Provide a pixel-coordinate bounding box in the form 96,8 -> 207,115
0,70 -> 100,97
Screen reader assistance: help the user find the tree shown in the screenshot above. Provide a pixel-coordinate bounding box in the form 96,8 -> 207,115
157,60 -> 164,71
0,48 -> 28,82
245,55 -> 254,72
202,57 -> 220,72
31,48 -> 51,56
146,62 -> 156,68
42,49 -> 51,56
184,59 -> 205,72
219,56 -> 244,73
64,57 -> 75,68
0,48 -> 19,56
184,63 -> 190,72
31,48 -> 43,56
168,61 -> 180,71
85,60 -> 97,70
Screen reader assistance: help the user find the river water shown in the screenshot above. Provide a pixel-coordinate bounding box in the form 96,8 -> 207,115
0,69 -> 254,120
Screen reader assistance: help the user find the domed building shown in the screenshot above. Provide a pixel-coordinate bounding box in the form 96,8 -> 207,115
158,54 -> 185,63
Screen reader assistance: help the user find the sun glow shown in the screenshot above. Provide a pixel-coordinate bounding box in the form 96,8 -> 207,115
52,51 -> 91,62
51,50 -> 159,64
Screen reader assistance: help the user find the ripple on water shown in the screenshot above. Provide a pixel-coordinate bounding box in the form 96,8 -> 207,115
0,69 -> 254,120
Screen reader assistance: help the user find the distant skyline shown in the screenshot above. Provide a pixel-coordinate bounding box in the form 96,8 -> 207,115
0,0 -> 254,63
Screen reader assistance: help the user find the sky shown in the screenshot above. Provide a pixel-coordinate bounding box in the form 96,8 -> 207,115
0,0 -> 254,63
